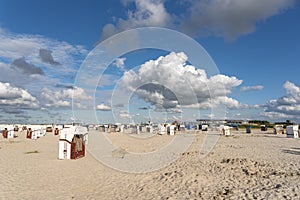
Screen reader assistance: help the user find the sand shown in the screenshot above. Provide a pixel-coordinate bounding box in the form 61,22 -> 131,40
0,129 -> 299,200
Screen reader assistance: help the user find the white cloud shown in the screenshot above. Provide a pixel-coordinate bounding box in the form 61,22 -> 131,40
284,81 -> 300,98
263,81 -> 300,120
119,110 -> 131,118
241,85 -> 264,91
96,103 -> 112,111
113,57 -> 126,69
214,96 -> 241,109
101,0 -> 173,40
260,111 -> 297,121
0,82 -> 39,110
168,108 -> 183,114
45,101 -> 70,108
119,52 -> 242,110
62,87 -> 92,100
181,0 -> 296,40
41,87 -> 91,108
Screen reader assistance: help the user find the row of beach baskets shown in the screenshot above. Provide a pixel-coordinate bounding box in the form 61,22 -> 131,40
1,125 -> 88,160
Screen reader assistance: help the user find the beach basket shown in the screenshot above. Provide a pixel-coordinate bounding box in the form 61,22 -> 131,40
2,129 -> 8,138
246,126 -> 251,134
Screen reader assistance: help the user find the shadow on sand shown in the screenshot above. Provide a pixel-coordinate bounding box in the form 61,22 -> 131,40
282,149 -> 300,156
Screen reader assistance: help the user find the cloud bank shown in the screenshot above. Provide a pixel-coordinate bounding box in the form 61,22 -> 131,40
182,0 -> 296,40
41,87 -> 92,108
100,0 -> 296,40
0,82 -> 39,109
0,27 -> 89,121
262,81 -> 300,120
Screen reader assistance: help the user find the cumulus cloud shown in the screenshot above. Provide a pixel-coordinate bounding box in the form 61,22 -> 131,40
11,57 -> 44,75
101,0 -> 172,40
136,83 -> 178,109
0,84 -> 22,100
41,87 -> 91,108
182,0 -> 296,40
100,0 -> 296,40
119,52 -> 242,110
0,82 -> 39,110
263,81 -> 300,120
113,57 -> 126,69
96,103 -> 112,111
240,85 -> 264,91
214,96 -> 242,109
39,49 -> 61,65
62,87 -> 92,100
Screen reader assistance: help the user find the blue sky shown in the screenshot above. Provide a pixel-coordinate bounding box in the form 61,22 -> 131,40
0,0 -> 300,124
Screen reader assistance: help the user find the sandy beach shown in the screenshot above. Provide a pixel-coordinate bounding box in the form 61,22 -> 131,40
0,129 -> 299,200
